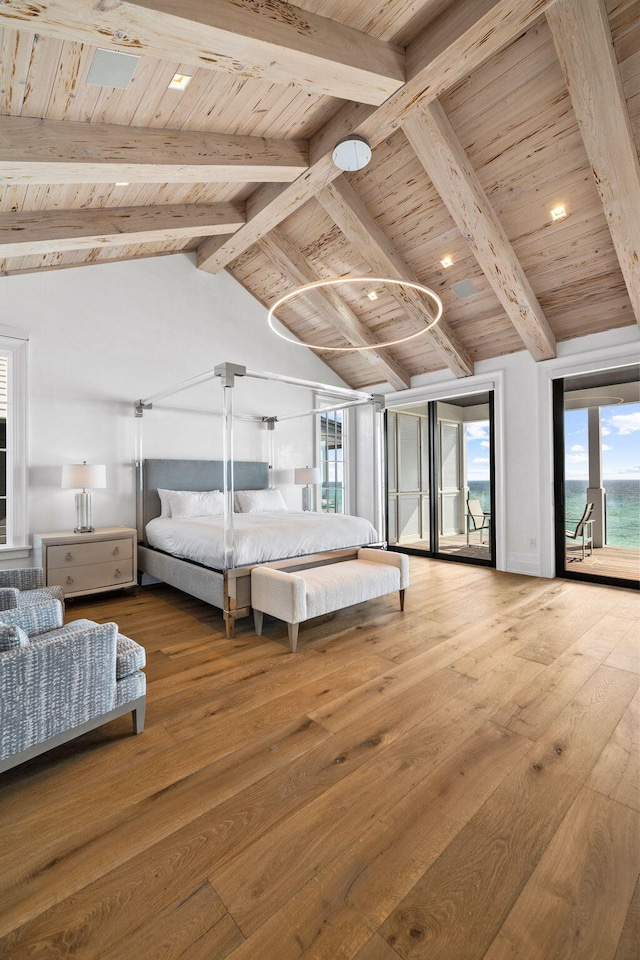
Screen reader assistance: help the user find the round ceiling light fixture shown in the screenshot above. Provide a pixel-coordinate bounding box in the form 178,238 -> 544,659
267,276 -> 443,352
332,135 -> 372,171
564,395 -> 624,409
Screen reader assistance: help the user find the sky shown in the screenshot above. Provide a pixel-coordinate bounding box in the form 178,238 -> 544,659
564,402 -> 640,480
465,420 -> 491,481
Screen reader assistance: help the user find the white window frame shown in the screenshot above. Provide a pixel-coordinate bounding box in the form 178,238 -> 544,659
315,394 -> 349,514
0,325 -> 29,557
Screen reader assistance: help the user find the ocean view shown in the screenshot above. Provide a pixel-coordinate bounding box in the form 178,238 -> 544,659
468,479 -> 639,548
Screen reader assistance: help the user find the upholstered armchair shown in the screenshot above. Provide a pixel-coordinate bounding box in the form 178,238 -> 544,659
0,599 -> 146,773
0,567 -> 64,613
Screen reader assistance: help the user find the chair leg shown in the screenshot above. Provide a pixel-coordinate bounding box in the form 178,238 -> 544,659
399,589 -> 405,611
288,622 -> 299,653
254,609 -> 264,636
132,699 -> 146,734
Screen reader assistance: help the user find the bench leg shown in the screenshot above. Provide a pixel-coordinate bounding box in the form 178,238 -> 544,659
254,609 -> 264,636
288,622 -> 299,653
399,589 -> 405,612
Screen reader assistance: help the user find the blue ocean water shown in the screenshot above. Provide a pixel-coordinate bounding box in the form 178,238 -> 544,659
468,479 -> 639,548
565,479 -> 639,549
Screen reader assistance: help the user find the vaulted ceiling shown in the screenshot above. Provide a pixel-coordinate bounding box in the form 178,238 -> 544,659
0,0 -> 638,389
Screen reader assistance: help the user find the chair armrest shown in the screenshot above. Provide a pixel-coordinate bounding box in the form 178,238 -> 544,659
0,587 -> 19,612
2,599 -> 64,636
357,549 -> 409,589
0,567 -> 44,590
251,567 -> 307,623
0,622 -> 119,759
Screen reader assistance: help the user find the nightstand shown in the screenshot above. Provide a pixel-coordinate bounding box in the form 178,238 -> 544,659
32,527 -> 138,599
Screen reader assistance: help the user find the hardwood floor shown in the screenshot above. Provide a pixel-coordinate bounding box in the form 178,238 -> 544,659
0,557 -> 638,960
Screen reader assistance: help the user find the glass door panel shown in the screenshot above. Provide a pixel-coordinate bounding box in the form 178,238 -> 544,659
386,391 -> 494,567
554,365 -> 639,587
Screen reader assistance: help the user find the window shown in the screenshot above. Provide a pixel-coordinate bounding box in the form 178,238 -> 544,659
0,329 -> 28,553
319,408 -> 346,513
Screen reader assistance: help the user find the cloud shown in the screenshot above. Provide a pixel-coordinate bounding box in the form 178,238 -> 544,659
607,464 -> 640,478
465,422 -> 489,440
480,440 -> 490,448
601,426 -> 611,436
570,444 -> 585,452
610,412 -> 640,435
602,443 -> 613,451
472,456 -> 489,464
566,453 -> 588,464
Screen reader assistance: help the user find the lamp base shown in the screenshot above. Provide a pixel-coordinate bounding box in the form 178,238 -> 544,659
75,490 -> 93,534
302,485 -> 312,512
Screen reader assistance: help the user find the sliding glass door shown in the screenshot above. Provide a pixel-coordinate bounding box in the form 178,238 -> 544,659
386,391 -> 495,567
553,365 -> 639,587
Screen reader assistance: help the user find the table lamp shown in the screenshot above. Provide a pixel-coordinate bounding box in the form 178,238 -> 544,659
61,461 -> 107,533
294,466 -> 321,512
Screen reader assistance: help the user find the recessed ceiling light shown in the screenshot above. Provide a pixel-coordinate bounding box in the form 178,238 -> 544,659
114,181 -> 129,187
332,135 -> 372,171
367,290 -> 378,301
440,256 -> 454,268
168,73 -> 192,91
550,205 -> 568,222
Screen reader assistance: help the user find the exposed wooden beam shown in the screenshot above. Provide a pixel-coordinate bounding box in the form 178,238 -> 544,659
258,230 -> 411,390
0,116 -> 308,185
317,177 -> 474,379
546,0 -> 640,324
0,0 -> 405,105
403,102 -> 556,362
0,204 -> 245,257
0,249 -> 181,278
198,0 -> 558,275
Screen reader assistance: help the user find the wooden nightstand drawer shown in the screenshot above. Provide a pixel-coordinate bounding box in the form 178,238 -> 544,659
33,527 -> 138,599
48,559 -> 134,595
47,537 -> 133,570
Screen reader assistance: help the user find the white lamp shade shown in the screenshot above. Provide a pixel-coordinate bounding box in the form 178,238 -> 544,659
61,463 -> 107,489
294,467 -> 321,485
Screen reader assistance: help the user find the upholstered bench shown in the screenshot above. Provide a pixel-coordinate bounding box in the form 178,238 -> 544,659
251,548 -> 409,652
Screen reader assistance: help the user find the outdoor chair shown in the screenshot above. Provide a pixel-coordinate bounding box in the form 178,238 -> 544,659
565,502 -> 594,562
0,567 -> 64,614
466,499 -> 491,545
0,598 -> 146,773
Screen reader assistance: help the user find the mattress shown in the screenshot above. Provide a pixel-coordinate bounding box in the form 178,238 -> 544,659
145,511 -> 378,569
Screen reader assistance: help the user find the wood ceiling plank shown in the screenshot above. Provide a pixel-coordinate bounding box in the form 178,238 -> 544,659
0,203 -> 245,257
258,229 -> 411,390
0,28 -> 33,116
198,0 -> 558,275
547,0 -> 640,325
0,0 -> 405,105
0,116 -> 309,184
318,176 -> 475,379
402,102 -> 557,361
0,248 -> 180,277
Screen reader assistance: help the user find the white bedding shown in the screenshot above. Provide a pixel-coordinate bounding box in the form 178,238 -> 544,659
145,511 -> 378,569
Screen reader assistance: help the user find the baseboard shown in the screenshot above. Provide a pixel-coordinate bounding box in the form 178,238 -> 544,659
506,554 -> 545,577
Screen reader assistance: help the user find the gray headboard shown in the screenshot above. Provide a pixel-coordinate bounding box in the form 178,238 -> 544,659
140,458 -> 270,532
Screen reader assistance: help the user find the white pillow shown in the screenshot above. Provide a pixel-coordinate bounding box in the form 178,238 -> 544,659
167,489 -> 225,519
157,488 -> 174,518
235,488 -> 288,514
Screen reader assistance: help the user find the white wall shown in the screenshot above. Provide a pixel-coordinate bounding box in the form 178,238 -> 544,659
2,253 -> 347,549
379,325 -> 639,578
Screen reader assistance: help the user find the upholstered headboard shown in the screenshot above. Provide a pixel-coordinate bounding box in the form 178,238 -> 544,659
140,458 -> 270,534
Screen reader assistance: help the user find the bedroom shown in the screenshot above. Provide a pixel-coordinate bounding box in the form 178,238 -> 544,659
0,0 -> 639,958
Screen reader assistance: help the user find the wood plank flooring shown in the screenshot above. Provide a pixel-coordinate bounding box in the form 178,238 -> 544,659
0,557 -> 638,960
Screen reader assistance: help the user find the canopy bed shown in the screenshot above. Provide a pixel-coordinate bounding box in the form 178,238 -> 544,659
135,362 -> 386,637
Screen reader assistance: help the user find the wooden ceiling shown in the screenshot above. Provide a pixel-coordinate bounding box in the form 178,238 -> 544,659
0,0 -> 638,389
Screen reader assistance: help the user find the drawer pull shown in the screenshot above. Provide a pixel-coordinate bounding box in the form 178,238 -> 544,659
65,552 -> 73,562
112,546 -> 120,556
66,576 -> 74,585
114,568 -> 121,578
